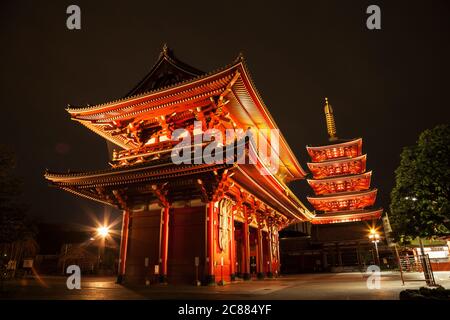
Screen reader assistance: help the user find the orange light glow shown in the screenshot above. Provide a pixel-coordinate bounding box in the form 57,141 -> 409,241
97,226 -> 110,238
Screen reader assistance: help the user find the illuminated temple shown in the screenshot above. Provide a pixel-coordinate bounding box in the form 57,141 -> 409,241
306,98 -> 382,224
44,45 -> 315,285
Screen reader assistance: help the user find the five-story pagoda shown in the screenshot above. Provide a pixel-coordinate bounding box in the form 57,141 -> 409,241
307,98 -> 382,224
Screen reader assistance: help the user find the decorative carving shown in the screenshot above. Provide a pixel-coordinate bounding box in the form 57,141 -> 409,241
218,198 -> 233,252
271,226 -> 278,260
112,189 -> 128,210
151,183 -> 169,207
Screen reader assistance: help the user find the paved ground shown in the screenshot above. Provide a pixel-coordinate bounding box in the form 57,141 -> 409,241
1,272 -> 449,300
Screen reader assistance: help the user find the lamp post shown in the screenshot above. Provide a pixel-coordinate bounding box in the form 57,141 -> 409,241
369,229 -> 380,266
96,226 -> 110,272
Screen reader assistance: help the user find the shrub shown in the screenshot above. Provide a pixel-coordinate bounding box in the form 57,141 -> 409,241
400,286 -> 450,300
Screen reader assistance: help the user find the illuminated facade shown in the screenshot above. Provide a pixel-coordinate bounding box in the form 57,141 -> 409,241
308,98 -> 382,225
44,46 -> 314,285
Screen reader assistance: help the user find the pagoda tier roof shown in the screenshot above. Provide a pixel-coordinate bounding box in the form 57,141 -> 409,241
307,154 -> 367,180
44,144 -> 313,222
307,171 -> 372,185
306,138 -> 363,163
65,49 -> 306,183
311,208 -> 382,224
307,188 -> 377,212
306,138 -> 362,150
307,171 -> 372,195
307,188 -> 377,201
307,154 -> 366,169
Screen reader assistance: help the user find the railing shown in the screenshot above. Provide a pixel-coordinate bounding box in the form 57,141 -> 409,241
111,141 -> 177,166
398,254 -> 436,286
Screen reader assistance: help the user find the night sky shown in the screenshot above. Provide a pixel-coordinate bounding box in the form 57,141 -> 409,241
1,0 -> 449,226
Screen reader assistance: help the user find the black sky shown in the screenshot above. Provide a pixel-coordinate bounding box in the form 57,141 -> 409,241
1,0 -> 449,226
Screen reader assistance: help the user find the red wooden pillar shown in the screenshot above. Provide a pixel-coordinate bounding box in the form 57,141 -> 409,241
275,230 -> 280,276
257,227 -> 264,279
230,208 -> 236,281
206,201 -> 216,285
160,206 -> 170,283
267,227 -> 274,277
117,210 -> 130,283
243,206 -> 250,280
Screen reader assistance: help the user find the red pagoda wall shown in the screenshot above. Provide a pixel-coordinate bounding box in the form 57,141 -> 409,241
125,209 -> 161,284
234,222 -> 244,275
168,206 -> 206,284
249,228 -> 258,274
123,201 -> 277,285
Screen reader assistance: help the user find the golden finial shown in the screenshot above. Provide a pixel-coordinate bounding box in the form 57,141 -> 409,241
162,43 -> 168,54
324,97 -> 337,141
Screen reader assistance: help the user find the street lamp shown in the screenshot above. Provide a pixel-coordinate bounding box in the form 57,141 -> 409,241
96,226 -> 110,272
97,226 -> 110,238
369,228 -> 380,266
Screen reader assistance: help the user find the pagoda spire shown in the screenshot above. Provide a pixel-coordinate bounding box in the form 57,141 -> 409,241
324,97 -> 337,141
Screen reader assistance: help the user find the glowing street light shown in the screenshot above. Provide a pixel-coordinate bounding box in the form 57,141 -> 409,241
97,226 -> 110,238
369,228 -> 381,265
96,225 -> 111,271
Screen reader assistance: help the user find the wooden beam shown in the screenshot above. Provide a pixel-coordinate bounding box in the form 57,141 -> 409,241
151,183 -> 169,207
112,189 -> 128,210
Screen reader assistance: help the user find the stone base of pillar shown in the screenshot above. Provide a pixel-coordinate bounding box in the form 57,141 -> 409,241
204,275 -> 216,286
159,275 -> 168,284
257,272 -> 265,280
243,273 -> 251,280
116,274 -> 124,284
267,272 -> 274,278
193,279 -> 202,286
230,274 -> 236,281
218,279 -> 227,286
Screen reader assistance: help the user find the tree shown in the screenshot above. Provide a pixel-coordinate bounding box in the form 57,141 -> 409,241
0,145 -> 32,244
390,124 -> 450,242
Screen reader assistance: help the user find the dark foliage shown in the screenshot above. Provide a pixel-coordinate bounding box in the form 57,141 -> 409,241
0,145 -> 35,243
390,125 -> 450,242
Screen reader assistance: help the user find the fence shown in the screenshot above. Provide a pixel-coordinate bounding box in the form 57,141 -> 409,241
398,254 -> 436,286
